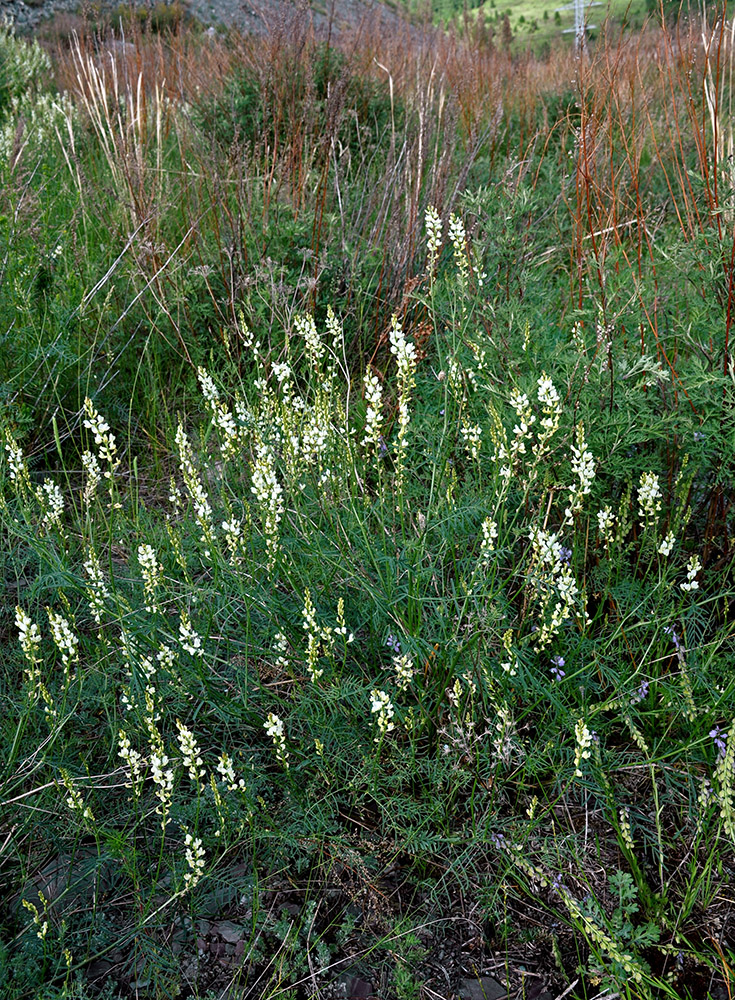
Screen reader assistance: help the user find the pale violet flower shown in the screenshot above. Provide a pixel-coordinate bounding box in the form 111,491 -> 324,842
550,656 -> 565,682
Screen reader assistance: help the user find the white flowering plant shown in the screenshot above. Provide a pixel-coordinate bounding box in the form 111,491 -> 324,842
0,40 -> 731,996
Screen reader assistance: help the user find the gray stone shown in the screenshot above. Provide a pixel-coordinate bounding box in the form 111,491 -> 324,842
213,919 -> 245,943
458,977 -> 507,1000
335,974 -> 376,998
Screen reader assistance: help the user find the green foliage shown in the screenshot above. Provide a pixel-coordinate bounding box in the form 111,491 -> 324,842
2,13 -> 735,1000
0,21 -> 50,119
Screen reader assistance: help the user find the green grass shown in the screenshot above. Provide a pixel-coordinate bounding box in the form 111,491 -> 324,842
1,9 -> 735,1000
478,0 -> 649,45
401,0 -> 650,47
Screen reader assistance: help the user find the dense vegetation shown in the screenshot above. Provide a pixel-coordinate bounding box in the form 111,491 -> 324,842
2,6 -> 735,998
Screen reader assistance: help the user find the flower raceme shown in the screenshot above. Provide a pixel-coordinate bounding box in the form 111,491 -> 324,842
264,713 -> 289,768
638,471 -> 662,526
370,689 -> 395,741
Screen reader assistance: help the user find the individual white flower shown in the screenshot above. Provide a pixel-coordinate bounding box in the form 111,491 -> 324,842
81,450 -> 102,504
5,430 -> 29,489
16,606 -> 42,663
176,720 -> 205,782
295,313 -> 324,364
60,769 -> 94,822
537,376 -> 559,410
83,548 -> 110,623
138,543 -> 163,613
16,606 -> 42,696
183,830 -> 206,888
362,370 -> 384,451
658,532 -> 675,557
117,730 -> 145,794
150,751 -> 174,817
197,367 -> 238,459
302,589 -> 324,682
47,609 -> 78,674
175,422 -> 215,550
157,644 -> 177,670
597,506 -> 615,542
461,422 -> 482,460
389,315 -> 417,377
536,373 -> 562,438
425,205 -> 443,277
36,479 -> 64,530
370,689 -> 395,741
448,213 -> 469,285
264,712 -> 289,767
393,654 -> 414,692
250,442 -> 283,569
179,611 -> 203,657
83,397 -> 118,475
389,315 -> 417,492
680,554 -> 701,592
565,422 -> 595,522
479,517 -> 498,563
573,719 -> 593,777
216,751 -> 246,791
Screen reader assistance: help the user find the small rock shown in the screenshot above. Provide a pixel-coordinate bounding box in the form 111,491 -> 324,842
335,975 -> 375,999
180,956 -> 198,979
526,986 -> 553,1000
87,960 -> 114,979
458,977 -> 507,1000
213,919 -> 244,943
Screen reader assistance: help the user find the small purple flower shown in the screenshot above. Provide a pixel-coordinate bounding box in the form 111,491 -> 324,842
490,832 -> 506,850
630,679 -> 649,704
710,726 -> 728,759
694,431 -> 706,442
559,547 -> 572,564
378,436 -> 389,458
385,634 -> 401,654
550,655 -> 565,682
663,625 -> 683,653
550,873 -> 568,895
